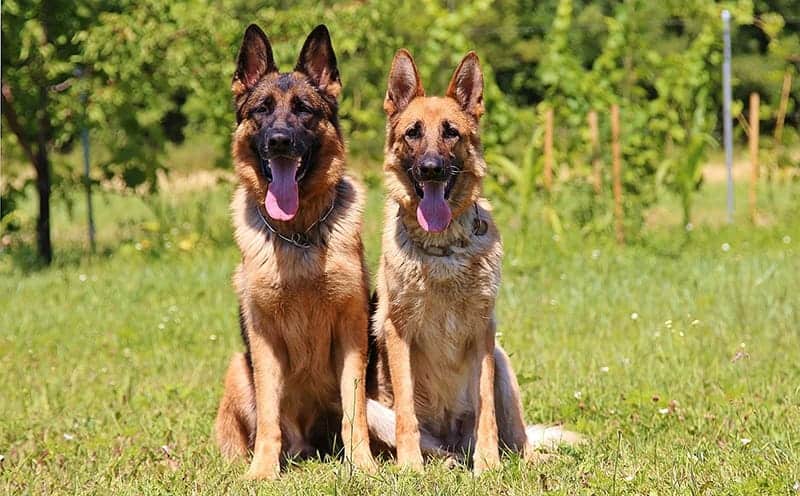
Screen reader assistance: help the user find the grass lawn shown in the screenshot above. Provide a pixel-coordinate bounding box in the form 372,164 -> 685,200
1,176 -> 799,495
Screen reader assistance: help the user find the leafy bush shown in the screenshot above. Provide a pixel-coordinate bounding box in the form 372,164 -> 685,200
3,0 -> 798,262
486,0 -> 761,236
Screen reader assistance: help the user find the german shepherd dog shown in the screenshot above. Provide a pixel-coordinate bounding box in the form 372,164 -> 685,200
366,50 -> 580,473
214,24 -> 375,479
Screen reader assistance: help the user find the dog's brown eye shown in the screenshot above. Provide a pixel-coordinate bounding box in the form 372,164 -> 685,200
443,122 -> 460,140
252,98 -> 274,116
405,125 -> 421,140
293,98 -> 312,115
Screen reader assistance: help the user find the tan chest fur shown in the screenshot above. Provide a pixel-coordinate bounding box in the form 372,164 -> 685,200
232,178 -> 368,405
375,200 -> 502,435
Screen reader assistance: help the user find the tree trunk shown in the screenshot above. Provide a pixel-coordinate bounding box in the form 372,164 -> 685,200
35,85 -> 53,264
34,148 -> 52,264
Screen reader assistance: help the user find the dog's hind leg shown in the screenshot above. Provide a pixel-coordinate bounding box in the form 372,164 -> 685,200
215,352 -> 257,459
493,345 -> 530,454
280,416 -> 315,462
493,345 -> 583,460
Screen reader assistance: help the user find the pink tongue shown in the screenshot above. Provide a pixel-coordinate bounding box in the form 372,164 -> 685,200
265,158 -> 299,221
416,182 -> 452,233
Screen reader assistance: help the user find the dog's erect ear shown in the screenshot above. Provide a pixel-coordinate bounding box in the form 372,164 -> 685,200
446,51 -> 484,120
384,49 -> 424,117
295,25 -> 341,99
233,24 -> 277,95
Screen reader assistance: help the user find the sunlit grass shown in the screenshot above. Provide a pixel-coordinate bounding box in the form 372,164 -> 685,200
1,177 -> 799,494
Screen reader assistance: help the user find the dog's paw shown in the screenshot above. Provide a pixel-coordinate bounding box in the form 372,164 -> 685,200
244,457 -> 280,481
472,452 -> 501,476
441,455 -> 461,470
351,452 -> 378,474
523,449 -> 560,465
397,449 -> 424,472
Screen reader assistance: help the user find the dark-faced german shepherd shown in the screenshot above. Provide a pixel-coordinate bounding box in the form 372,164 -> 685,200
214,24 -> 375,479
366,50 -> 581,474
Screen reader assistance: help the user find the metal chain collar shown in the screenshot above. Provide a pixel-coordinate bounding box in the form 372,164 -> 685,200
255,194 -> 337,249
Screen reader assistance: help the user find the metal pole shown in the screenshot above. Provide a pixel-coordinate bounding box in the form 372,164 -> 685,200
722,10 -> 734,223
80,90 -> 96,253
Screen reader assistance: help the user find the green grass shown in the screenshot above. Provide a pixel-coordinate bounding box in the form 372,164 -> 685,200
2,177 -> 799,495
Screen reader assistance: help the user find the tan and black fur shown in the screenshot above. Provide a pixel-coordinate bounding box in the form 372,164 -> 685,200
214,24 -> 374,479
367,50 -> 580,474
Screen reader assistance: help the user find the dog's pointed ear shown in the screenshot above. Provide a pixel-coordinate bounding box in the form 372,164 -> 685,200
384,49 -> 424,117
295,25 -> 341,99
233,24 -> 277,95
446,51 -> 484,120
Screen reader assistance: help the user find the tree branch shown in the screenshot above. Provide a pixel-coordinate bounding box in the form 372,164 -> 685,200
1,81 -> 37,166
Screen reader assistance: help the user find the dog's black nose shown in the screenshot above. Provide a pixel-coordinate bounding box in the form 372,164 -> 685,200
417,155 -> 446,181
267,131 -> 292,153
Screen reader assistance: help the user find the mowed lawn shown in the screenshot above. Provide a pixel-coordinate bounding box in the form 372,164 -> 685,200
1,178 -> 799,495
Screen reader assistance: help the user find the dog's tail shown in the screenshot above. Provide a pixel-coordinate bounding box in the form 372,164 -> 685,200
367,399 -> 454,457
366,292 -> 379,396
525,424 -> 584,450
366,399 -> 395,447
368,400 -> 583,457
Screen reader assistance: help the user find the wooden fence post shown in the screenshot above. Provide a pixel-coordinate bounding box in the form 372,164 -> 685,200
544,108 -> 554,193
588,110 -> 601,194
774,70 -> 792,147
749,92 -> 759,223
610,104 -> 624,244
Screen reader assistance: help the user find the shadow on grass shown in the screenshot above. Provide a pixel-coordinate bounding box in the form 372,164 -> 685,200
0,242 -> 116,275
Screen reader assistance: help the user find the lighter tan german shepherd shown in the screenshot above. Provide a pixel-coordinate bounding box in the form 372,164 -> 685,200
214,24 -> 375,479
366,50 -> 580,474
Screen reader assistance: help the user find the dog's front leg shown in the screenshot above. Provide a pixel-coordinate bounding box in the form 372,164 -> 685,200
384,317 -> 424,470
244,310 -> 286,480
473,318 -> 500,474
336,303 -> 376,473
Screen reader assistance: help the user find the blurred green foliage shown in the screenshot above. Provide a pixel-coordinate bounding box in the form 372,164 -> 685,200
2,0 -> 799,261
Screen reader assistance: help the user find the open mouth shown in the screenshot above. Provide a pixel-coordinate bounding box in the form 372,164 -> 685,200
263,150 -> 311,182
411,172 -> 457,200
410,172 -> 457,234
263,151 -> 310,221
